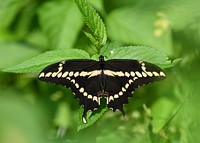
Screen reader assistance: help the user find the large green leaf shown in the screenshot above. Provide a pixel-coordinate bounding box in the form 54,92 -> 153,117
3,49 -> 90,73
38,0 -> 83,50
107,46 -> 172,68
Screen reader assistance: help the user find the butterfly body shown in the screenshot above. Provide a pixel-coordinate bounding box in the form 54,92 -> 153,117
39,55 -> 166,123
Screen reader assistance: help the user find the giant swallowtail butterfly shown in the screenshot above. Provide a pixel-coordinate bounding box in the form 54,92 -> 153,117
38,55 -> 165,123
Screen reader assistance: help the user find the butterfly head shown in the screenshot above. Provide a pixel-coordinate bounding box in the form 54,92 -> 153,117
99,55 -> 105,68
99,55 -> 105,63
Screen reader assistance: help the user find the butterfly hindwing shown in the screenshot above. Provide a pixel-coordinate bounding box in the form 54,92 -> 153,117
38,60 -> 102,117
104,76 -> 132,114
103,59 -> 166,113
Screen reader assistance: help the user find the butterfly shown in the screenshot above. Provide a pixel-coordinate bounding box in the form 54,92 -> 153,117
38,55 -> 166,123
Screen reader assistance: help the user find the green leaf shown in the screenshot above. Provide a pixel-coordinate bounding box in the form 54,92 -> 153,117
151,98 -> 176,133
74,0 -> 107,50
83,31 -> 99,46
3,49 -> 90,73
165,0 -> 200,31
107,46 -> 172,68
106,6 -> 173,55
54,102 -> 71,129
0,0 -> 24,31
0,93 -> 47,143
38,0 -> 83,50
77,107 -> 107,131
0,43 -> 40,69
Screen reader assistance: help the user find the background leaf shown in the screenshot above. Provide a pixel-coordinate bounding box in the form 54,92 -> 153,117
38,0 -> 83,50
0,42 -> 40,69
0,0 -> 199,142
0,0 -> 24,31
3,49 -> 90,73
106,5 -> 173,55
74,0 -> 107,50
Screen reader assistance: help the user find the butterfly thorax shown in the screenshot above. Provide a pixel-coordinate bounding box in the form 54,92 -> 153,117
99,55 -> 105,69
98,55 -> 106,93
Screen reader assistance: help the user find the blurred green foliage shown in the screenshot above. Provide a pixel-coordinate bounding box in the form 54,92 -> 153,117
0,0 -> 200,143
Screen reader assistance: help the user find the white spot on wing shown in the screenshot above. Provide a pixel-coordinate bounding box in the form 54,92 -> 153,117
83,92 -> 87,96
75,83 -> 79,88
66,77 -> 71,80
79,87 -> 84,93
116,71 -> 124,77
104,70 -> 128,77
45,72 -> 52,77
80,71 -> 88,77
125,72 -> 130,77
135,71 -> 142,77
122,87 -> 126,92
98,97 -> 101,105
106,97 -> 109,104
129,79 -> 133,84
141,63 -> 145,67
142,72 -> 147,77
57,72 -> 62,78
61,61 -> 65,64
52,65 -> 63,77
114,94 -> 119,98
71,79 -> 75,84
62,72 -> 68,78
133,77 -> 138,80
104,70 -> 115,77
146,72 -> 153,77
140,62 -> 164,78
83,117 -> 87,124
69,71 -> 74,77
130,71 -> 135,77
93,96 -> 98,102
88,70 -> 101,78
74,72 -> 79,77
39,72 -> 45,78
125,83 -> 129,89
88,95 -> 92,99
153,71 -> 159,76
109,96 -> 114,102
160,71 -> 165,76
141,65 -> 146,71
119,91 -> 123,96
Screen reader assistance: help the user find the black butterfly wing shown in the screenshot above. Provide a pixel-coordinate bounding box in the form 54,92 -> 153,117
103,59 -> 166,114
38,60 -> 102,122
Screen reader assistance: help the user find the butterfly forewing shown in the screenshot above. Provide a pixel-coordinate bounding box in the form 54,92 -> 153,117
38,59 -> 102,117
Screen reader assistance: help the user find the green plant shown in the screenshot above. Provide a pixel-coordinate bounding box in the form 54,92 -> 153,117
1,0 -> 199,143
3,0 -> 173,130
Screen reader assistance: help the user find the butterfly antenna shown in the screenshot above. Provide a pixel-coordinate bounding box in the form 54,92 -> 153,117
101,40 -> 111,56
88,43 -> 98,54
